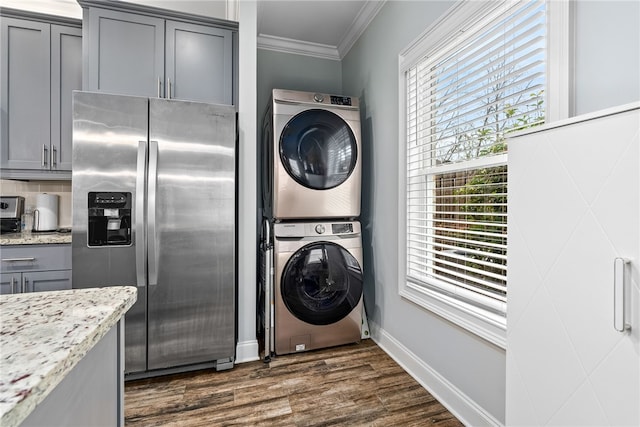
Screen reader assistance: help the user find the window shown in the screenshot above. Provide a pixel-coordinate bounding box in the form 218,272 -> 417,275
399,0 -> 547,346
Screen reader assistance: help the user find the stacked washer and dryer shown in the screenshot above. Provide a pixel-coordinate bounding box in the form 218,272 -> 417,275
259,89 -> 364,359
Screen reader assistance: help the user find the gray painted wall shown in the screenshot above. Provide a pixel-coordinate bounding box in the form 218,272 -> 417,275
341,1 -> 506,424
252,0 -> 640,423
340,0 -> 640,424
573,0 -> 640,115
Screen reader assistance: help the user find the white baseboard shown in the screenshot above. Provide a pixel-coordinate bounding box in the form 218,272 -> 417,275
372,323 -> 502,427
235,339 -> 260,364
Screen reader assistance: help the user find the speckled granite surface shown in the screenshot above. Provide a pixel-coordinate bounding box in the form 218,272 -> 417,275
0,232 -> 72,245
0,286 -> 137,427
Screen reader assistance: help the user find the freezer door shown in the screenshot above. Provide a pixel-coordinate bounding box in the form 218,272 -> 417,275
72,91 -> 148,374
147,98 -> 236,370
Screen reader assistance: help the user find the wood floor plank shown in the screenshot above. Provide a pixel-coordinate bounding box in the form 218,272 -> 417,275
125,340 -> 463,426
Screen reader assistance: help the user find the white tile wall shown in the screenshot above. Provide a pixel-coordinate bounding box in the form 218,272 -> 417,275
506,105 -> 640,426
0,179 -> 72,228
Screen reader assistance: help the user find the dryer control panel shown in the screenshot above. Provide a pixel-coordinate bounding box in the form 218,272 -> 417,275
274,221 -> 360,238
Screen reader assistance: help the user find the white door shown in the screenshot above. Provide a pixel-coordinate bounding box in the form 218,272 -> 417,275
506,105 -> 639,426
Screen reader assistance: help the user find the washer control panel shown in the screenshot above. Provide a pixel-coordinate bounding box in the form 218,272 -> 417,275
331,223 -> 353,234
330,95 -> 352,106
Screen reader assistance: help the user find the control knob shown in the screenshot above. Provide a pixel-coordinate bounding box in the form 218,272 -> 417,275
315,224 -> 326,234
313,93 -> 324,103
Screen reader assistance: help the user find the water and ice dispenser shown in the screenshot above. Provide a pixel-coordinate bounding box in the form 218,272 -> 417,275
87,192 -> 132,246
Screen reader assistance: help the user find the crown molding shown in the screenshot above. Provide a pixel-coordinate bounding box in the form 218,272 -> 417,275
337,0 -> 385,59
257,34 -> 341,61
258,0 -> 385,61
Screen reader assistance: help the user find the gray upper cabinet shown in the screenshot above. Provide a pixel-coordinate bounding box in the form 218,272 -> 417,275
0,17 -> 50,171
81,1 -> 235,105
165,21 -> 233,104
86,8 -> 164,97
0,9 -> 81,178
52,24 -> 83,171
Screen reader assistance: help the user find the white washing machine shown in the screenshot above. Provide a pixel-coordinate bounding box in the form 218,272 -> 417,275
273,220 -> 363,355
262,89 -> 362,220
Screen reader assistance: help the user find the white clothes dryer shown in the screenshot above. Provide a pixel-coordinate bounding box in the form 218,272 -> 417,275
273,220 -> 363,355
262,89 -> 362,220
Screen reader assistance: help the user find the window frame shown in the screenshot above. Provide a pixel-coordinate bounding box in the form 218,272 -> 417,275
397,0 -> 569,348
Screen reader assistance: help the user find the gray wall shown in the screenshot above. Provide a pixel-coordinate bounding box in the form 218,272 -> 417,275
341,1 -> 506,424
340,0 -> 640,424
257,49 -> 342,120
573,0 -> 640,115
253,0 -> 640,423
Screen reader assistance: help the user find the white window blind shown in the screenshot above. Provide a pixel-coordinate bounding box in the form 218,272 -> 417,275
405,0 -> 546,316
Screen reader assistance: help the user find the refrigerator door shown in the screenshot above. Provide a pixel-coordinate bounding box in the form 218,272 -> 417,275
72,91 -> 148,374
147,98 -> 236,370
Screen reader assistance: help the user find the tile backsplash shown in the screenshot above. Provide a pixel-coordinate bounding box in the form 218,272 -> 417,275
0,179 -> 72,228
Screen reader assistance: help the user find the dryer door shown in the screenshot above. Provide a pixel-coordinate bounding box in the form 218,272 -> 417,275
279,109 -> 357,190
281,242 -> 363,325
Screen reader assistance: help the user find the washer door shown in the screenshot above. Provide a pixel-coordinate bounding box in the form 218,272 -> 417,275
281,242 -> 363,325
279,109 -> 357,190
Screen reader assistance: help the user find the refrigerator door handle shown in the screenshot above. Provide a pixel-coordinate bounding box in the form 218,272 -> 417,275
148,140 -> 159,286
136,141 -> 148,287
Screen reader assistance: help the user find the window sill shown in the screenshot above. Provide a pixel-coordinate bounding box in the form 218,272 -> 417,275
400,281 -> 506,349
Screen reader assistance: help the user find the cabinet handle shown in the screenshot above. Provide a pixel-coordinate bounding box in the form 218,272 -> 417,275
614,258 -> 631,332
42,144 -> 48,167
52,146 -> 57,168
2,257 -> 36,262
167,78 -> 172,100
21,276 -> 26,293
11,276 -> 16,294
157,77 -> 162,98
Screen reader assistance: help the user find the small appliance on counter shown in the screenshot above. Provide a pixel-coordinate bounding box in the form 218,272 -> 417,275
0,196 -> 24,233
33,193 -> 59,232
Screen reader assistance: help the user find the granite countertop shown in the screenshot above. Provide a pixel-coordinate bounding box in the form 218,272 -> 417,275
0,286 -> 137,427
0,232 -> 72,245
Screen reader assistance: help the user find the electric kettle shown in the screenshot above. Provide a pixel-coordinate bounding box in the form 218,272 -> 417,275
33,193 -> 59,231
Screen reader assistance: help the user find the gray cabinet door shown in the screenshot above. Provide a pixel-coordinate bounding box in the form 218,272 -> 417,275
25,270 -> 72,292
51,25 -> 82,171
0,273 -> 18,294
86,8 -> 164,97
0,17 -> 51,170
165,20 -> 233,104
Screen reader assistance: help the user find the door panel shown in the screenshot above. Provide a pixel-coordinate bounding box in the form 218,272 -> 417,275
0,273 -> 17,295
165,21 -> 233,104
506,107 -> 639,425
147,98 -> 236,370
279,109 -> 357,190
280,242 -> 363,325
26,270 -> 71,292
72,91 -> 149,374
51,25 -> 82,171
87,9 -> 164,97
0,18 -> 50,170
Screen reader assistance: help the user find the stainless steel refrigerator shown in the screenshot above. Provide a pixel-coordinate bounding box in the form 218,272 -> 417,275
72,91 -> 236,377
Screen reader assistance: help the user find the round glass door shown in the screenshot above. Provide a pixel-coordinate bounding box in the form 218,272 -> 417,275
279,109 -> 357,190
281,242 -> 363,325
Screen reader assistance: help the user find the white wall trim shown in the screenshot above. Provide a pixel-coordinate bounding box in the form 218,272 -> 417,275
546,0 -> 573,121
372,323 -> 503,427
226,0 -> 238,22
237,0 -> 259,365
235,340 -> 260,364
257,34 -> 340,61
337,0 -> 386,59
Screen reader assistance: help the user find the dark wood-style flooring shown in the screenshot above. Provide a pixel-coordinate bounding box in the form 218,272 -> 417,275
125,339 -> 464,426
